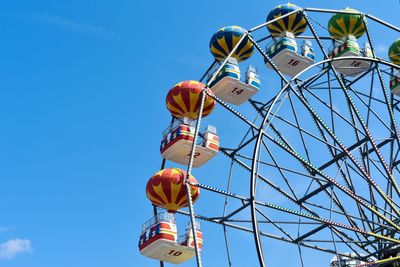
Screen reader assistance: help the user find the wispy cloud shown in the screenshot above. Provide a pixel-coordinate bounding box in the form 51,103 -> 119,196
0,239 -> 31,260
0,227 -> 10,233
19,11 -> 119,39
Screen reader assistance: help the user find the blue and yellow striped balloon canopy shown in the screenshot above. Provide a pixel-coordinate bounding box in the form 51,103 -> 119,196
209,26 -> 254,62
389,38 -> 400,66
266,3 -> 307,36
328,8 -> 365,39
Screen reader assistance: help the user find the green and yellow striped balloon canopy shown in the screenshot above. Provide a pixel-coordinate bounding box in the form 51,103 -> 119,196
388,38 -> 400,66
328,8 -> 365,39
209,26 -> 254,62
266,3 -> 307,37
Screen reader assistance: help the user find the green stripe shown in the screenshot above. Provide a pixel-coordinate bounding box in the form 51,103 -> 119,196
330,18 -> 346,36
343,14 -> 350,35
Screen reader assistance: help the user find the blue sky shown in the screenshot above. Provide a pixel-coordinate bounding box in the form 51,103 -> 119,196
0,1 -> 399,267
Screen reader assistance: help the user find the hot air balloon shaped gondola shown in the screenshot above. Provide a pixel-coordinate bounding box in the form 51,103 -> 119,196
145,168 -> 200,213
140,168 -> 203,263
327,8 -> 373,77
160,117 -> 219,167
389,39 -> 400,96
164,81 -> 219,167
138,212 -> 203,264
264,3 -> 315,77
208,26 -> 260,105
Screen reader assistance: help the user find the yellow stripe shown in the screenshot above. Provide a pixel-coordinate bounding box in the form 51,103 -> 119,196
152,183 -> 169,205
268,23 -> 284,34
275,14 -> 287,33
172,93 -> 188,115
210,45 -> 227,58
329,26 -> 343,38
159,229 -> 177,235
353,23 -> 365,38
147,194 -> 164,206
170,182 -> 183,208
217,36 -> 229,55
237,42 -> 253,57
166,102 -> 183,116
231,34 -> 241,55
287,14 -> 295,32
292,19 -> 305,33
348,16 -> 357,34
336,17 -> 346,34
189,90 -> 198,114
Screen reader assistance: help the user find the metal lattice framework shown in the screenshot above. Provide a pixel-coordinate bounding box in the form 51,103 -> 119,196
153,7 -> 400,267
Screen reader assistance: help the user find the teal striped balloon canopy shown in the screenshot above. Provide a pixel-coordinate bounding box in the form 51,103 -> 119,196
209,26 -> 254,62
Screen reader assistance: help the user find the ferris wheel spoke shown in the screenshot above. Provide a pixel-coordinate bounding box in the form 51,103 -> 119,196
300,85 -> 367,137
293,67 -> 331,89
323,57 -> 400,208
265,130 -> 397,231
260,139 -> 301,201
228,134 -> 259,156
283,81 -> 400,220
342,163 -> 376,234
347,84 -> 397,142
259,131 -> 371,239
263,132 -> 400,232
343,162 -> 381,232
303,201 -> 393,231
177,208 -> 355,256
255,207 -> 296,241
286,92 -> 313,162
363,17 -> 400,150
242,154 -> 327,183
260,140 -> 371,239
265,113 -> 341,152
353,91 -> 395,138
264,122 -> 381,232
286,85 -> 392,231
193,183 -> 400,253
219,147 -> 320,216
253,197 -> 400,247
329,228 -> 373,256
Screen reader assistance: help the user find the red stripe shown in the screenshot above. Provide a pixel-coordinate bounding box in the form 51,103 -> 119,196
189,176 -> 200,203
189,241 -> 203,249
166,89 -> 186,115
207,143 -> 219,151
174,179 -> 189,208
166,81 -> 209,119
139,233 -> 176,251
146,171 -> 164,208
192,91 -> 201,115
146,185 -> 166,207
158,223 -> 173,230
162,177 -> 172,205
147,168 -> 199,212
160,135 -> 194,154
180,89 -> 192,115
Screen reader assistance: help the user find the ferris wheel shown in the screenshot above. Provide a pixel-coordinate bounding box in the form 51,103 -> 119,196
138,3 -> 400,267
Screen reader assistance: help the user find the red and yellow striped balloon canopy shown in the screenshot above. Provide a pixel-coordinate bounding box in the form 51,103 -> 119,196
146,168 -> 200,213
166,80 -> 215,120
